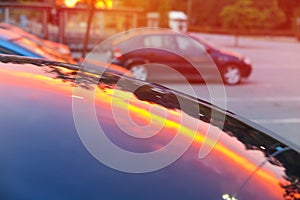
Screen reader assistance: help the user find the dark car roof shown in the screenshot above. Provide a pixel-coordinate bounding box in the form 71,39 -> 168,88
0,55 -> 299,199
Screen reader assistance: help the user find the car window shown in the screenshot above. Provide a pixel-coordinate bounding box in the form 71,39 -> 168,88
144,35 -> 163,48
143,35 -> 177,51
163,35 -> 177,51
118,36 -> 143,51
175,35 -> 205,53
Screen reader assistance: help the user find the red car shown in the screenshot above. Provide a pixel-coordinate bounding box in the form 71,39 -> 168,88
108,29 -> 252,85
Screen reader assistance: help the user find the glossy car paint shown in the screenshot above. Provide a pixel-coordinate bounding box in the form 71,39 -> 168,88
0,23 -> 72,56
0,28 -> 68,62
0,28 -> 130,76
0,56 -> 299,199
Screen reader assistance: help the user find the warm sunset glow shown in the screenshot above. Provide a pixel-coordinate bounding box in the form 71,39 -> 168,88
63,0 -> 113,8
95,0 -> 113,9
0,67 -> 74,96
64,0 -> 81,8
95,87 -> 285,196
1,65 -> 286,198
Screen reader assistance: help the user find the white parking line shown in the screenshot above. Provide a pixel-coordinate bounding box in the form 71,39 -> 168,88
252,118 -> 300,124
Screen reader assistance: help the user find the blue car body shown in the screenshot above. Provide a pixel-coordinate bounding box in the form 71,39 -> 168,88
0,55 -> 299,200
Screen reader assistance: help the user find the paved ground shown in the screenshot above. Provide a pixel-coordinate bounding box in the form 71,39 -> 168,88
163,33 -> 300,146
81,32 -> 300,147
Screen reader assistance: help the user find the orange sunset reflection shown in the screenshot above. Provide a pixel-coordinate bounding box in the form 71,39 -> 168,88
1,64 -> 291,198
63,0 -> 113,9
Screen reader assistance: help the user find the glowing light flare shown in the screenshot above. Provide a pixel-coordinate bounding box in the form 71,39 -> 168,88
95,0 -> 113,9
64,0 -> 81,7
62,0 -> 113,8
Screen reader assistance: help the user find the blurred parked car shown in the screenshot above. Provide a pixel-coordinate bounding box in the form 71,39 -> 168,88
0,23 -> 71,57
0,55 -> 299,199
110,30 -> 252,85
0,28 -> 74,63
0,28 -> 130,76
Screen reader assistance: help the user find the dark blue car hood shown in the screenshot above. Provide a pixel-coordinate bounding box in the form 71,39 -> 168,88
0,55 -> 299,200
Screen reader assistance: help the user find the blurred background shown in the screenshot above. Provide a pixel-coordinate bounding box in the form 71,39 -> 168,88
1,0 -> 300,144
1,0 -> 300,53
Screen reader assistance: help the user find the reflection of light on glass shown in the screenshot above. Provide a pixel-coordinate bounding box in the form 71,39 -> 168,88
64,0 -> 81,7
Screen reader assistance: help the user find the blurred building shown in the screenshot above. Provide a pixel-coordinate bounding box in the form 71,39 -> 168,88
0,0 -> 142,51
147,11 -> 188,32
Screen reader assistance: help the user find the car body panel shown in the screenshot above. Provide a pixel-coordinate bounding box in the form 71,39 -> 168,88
0,56 -> 299,199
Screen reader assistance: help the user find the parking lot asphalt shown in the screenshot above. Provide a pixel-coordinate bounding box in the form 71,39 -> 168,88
163,33 -> 300,146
